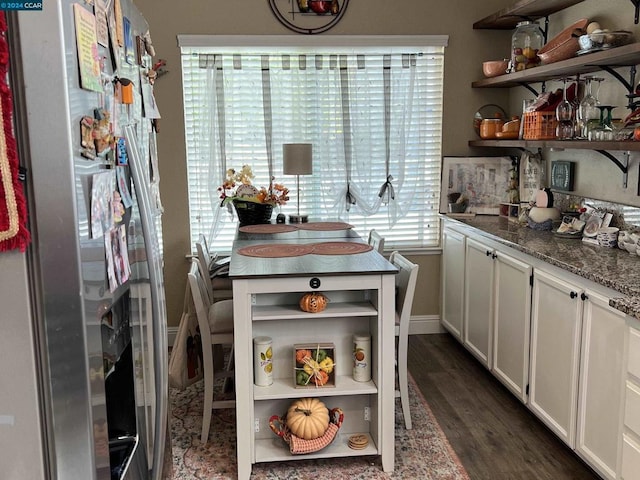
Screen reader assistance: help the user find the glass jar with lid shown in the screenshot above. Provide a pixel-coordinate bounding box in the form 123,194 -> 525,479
511,21 -> 543,72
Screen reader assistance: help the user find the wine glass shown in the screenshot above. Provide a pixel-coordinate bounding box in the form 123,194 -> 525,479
556,77 -> 574,140
578,76 -> 600,139
572,77 -> 584,138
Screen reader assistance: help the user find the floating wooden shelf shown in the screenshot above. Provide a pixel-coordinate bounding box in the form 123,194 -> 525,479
472,43 -> 640,88
469,139 -> 640,151
471,0 -> 640,194
473,0 -> 585,29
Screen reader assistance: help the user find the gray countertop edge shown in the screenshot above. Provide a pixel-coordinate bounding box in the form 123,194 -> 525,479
441,215 -> 640,321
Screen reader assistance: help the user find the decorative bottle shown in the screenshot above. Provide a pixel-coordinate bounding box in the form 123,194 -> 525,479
511,21 -> 543,72
253,336 -> 273,386
353,334 -> 371,382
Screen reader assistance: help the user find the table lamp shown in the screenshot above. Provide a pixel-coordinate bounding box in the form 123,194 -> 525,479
283,143 -> 313,223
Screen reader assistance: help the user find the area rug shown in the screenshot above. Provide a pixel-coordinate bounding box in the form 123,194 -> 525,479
170,374 -> 469,479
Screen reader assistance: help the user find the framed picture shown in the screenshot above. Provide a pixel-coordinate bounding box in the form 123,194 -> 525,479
440,156 -> 513,215
550,160 -> 576,191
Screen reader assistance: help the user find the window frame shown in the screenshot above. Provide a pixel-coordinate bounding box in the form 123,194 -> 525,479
178,35 -> 448,254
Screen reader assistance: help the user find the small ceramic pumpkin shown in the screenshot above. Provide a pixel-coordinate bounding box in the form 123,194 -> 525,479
313,370 -> 330,386
295,349 -> 312,364
299,292 -> 328,313
286,397 -> 330,440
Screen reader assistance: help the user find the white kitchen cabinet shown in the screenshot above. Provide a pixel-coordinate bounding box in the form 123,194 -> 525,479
621,322 -> 640,480
440,226 -> 466,342
492,251 -> 532,403
531,268 -> 625,479
463,237 -> 495,368
442,223 -> 532,399
575,291 -> 626,480
530,269 -> 583,448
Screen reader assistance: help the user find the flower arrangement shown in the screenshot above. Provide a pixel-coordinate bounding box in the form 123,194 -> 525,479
218,165 -> 289,207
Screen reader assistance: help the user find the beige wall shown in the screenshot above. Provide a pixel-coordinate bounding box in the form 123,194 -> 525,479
135,0 -> 639,327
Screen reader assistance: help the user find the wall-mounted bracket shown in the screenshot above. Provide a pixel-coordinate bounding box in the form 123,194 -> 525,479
596,150 -> 629,188
631,0 -> 640,24
540,15 -> 549,43
600,65 -> 637,109
515,147 -> 543,157
600,65 -> 633,92
519,82 -> 539,96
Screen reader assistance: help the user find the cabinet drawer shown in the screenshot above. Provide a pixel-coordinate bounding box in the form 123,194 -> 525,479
237,274 -> 383,294
622,434 -> 640,480
626,381 -> 640,435
630,327 -> 640,379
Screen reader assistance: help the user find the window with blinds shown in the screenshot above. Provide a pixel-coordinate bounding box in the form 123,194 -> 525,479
180,37 -> 446,254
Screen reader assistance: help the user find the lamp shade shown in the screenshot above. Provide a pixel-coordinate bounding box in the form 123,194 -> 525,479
283,143 -> 313,175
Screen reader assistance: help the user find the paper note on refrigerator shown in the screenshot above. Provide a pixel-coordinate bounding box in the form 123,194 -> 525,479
73,4 -> 103,93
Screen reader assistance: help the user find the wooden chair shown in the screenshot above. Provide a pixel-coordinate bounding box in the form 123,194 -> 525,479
389,251 -> 419,429
368,229 -> 385,254
195,234 -> 233,302
187,258 -> 235,443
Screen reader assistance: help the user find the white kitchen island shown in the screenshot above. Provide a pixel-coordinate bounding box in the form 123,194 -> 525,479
229,226 -> 397,480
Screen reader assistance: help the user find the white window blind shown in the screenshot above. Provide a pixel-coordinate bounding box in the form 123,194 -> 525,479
180,38 -> 445,254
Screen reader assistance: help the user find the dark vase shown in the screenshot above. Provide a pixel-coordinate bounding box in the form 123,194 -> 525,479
232,199 -> 273,226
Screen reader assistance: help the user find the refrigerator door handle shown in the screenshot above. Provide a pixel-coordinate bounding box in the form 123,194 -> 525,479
124,125 -> 170,480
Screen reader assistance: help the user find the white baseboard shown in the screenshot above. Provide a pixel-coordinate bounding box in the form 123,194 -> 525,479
168,315 -> 443,348
409,315 -> 445,335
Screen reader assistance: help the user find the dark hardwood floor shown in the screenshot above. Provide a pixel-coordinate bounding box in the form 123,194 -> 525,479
407,333 -> 601,480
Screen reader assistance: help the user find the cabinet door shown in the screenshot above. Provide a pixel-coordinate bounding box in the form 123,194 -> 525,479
530,269 -> 583,448
441,227 -> 466,342
463,238 -> 494,368
622,434 -> 640,480
492,251 -> 532,403
576,291 -> 625,480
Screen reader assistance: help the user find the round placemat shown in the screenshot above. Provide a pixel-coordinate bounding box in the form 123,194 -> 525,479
239,224 -> 298,234
311,242 -> 373,255
296,222 -> 353,231
236,243 -> 314,258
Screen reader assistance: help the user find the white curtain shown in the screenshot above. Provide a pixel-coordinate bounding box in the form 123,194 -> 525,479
200,52 -> 425,243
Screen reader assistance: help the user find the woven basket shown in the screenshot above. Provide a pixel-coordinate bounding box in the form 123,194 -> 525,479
232,199 -> 273,226
269,408 -> 344,454
523,111 -> 557,140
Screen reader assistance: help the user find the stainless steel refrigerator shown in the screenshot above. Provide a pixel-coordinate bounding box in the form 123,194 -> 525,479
0,1 -> 170,479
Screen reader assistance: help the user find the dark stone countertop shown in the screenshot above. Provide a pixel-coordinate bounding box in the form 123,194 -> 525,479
442,215 -> 640,320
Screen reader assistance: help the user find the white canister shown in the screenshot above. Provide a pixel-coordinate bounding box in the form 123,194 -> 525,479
253,336 -> 273,386
353,334 -> 371,382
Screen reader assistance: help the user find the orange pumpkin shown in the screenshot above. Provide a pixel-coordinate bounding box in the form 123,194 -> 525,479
314,370 -> 330,386
299,292 -> 328,313
296,349 -> 312,364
